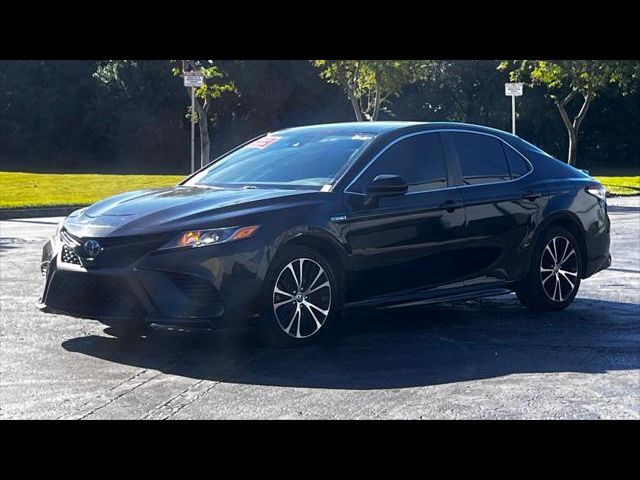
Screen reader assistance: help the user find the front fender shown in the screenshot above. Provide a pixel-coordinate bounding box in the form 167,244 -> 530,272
263,224 -> 350,276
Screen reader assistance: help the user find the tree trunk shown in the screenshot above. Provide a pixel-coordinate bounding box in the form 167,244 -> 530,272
371,79 -> 381,121
193,96 -> 211,168
555,91 -> 592,168
567,131 -> 578,167
336,63 -> 364,122
347,88 -> 364,122
198,114 -> 210,167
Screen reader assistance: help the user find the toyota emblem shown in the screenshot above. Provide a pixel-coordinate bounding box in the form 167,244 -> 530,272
83,239 -> 102,258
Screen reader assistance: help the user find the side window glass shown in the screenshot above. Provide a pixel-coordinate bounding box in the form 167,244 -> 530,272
451,132 -> 511,185
353,133 -> 447,193
503,144 -> 531,179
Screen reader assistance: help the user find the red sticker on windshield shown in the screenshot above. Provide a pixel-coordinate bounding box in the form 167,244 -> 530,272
247,135 -> 281,149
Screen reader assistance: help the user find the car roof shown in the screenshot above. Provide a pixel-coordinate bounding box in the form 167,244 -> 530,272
274,121 -> 517,139
274,121 -> 425,135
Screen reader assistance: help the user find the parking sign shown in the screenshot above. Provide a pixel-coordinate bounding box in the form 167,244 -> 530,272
183,71 -> 204,88
505,82 -> 524,96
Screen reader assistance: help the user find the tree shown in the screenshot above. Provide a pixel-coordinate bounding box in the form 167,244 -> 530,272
312,60 -> 432,121
499,60 -> 640,167
393,60 -> 511,128
3,60 -> 638,173
211,60 -> 353,154
92,60 -> 194,171
1,60 -> 98,165
172,60 -> 236,166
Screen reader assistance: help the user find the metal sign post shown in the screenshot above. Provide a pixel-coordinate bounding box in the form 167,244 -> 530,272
183,71 -> 204,173
190,87 -> 195,173
505,82 -> 523,135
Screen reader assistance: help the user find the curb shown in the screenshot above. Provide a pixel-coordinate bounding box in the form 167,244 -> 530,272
0,206 -> 87,220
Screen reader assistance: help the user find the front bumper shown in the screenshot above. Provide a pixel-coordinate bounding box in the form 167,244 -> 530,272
38,231 -> 266,326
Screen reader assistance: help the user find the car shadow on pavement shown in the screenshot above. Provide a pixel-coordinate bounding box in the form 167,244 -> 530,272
61,296 -> 640,390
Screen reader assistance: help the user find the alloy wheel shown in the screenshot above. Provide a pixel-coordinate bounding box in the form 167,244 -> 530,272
539,236 -> 579,302
272,258 -> 331,339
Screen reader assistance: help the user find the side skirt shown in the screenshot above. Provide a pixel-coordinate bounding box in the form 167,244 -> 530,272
344,284 -> 514,311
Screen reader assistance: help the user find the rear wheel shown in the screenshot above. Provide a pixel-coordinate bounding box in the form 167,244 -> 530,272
516,226 -> 582,310
260,246 -> 339,347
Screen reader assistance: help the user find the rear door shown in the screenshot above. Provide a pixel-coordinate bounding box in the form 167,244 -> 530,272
442,131 -> 539,286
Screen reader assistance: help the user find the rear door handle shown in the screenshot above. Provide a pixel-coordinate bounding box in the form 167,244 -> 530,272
521,191 -> 543,201
439,199 -> 463,212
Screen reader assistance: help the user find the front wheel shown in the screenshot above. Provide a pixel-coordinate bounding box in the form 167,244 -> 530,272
260,246 -> 340,347
516,226 -> 582,310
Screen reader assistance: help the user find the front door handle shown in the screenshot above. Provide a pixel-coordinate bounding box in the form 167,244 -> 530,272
521,191 -> 543,201
439,199 -> 463,212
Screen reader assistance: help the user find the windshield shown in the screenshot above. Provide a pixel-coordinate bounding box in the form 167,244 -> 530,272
184,131 -> 376,189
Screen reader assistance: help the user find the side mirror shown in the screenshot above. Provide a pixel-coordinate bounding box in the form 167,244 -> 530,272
364,174 -> 408,207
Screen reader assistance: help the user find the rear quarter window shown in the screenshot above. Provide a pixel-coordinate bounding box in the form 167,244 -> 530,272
502,143 -> 531,179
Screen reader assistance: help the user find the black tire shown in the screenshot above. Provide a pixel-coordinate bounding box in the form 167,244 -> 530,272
515,226 -> 583,311
259,246 -> 341,347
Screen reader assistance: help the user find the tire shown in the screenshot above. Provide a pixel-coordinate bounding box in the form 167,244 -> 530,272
259,246 -> 341,347
515,226 -> 582,311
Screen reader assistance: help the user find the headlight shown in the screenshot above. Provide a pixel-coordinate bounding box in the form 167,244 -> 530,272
159,225 -> 259,250
586,184 -> 607,202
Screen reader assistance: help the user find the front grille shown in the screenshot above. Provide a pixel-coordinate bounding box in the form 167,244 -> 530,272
45,270 -> 145,318
60,228 -> 168,268
60,229 -> 80,248
61,245 -> 82,266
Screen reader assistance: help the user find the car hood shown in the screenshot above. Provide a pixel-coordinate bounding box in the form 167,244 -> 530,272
63,185 -> 319,237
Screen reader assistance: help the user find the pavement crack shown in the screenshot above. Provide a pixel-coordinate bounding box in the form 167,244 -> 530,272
76,370 -> 164,420
142,353 -> 256,420
143,379 -> 221,420
58,355 -> 186,420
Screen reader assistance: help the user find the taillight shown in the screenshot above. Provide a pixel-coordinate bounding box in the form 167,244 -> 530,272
585,184 -> 607,201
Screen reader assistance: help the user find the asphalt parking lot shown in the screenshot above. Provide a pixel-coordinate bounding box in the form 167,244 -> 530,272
1,197 -> 638,419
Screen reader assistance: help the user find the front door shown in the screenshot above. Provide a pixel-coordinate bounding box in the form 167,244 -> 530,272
343,132 -> 467,302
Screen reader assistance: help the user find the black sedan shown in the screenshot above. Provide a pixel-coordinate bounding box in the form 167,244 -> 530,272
38,122 -> 611,345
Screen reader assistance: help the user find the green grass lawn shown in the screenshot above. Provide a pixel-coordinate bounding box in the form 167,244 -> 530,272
0,172 -> 185,209
594,176 -> 640,196
591,167 -> 640,196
